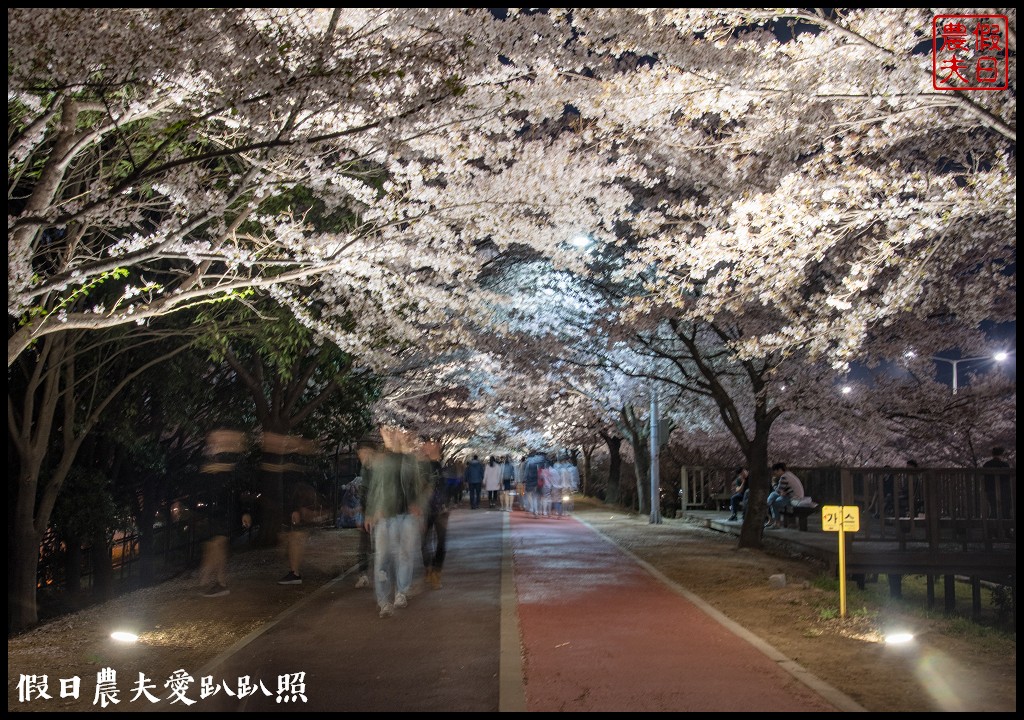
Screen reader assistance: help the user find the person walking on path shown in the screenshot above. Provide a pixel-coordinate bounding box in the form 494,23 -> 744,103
419,439 -> 449,590
548,456 -> 568,517
483,455 -> 502,509
464,454 -> 485,509
197,428 -> 245,597
523,450 -> 545,517
353,441 -> 378,589
500,455 -> 516,512
262,432 -> 319,586
365,426 -> 427,617
444,461 -> 463,508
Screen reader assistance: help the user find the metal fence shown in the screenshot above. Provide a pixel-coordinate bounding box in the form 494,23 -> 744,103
37,467 -> 356,602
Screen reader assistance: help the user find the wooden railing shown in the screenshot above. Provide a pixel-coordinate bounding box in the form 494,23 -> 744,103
840,467 -> 1015,551
680,465 -> 843,509
680,465 -> 1015,549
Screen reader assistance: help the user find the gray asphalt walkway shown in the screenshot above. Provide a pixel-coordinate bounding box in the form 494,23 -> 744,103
182,508 -> 864,712
192,508 -> 512,712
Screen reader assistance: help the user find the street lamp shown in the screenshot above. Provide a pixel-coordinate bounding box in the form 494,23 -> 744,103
569,233 -> 592,250
930,352 -> 1011,394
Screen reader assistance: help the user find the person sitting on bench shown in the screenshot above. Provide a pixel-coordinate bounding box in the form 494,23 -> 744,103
727,466 -> 748,522
766,462 -> 805,529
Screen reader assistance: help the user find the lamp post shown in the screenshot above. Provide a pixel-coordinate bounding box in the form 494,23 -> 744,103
649,383 -> 661,524
931,352 -> 1010,394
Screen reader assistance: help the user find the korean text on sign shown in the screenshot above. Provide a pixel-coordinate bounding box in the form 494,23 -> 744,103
821,505 -> 859,532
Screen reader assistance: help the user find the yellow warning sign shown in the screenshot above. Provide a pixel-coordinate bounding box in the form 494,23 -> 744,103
821,505 -> 859,532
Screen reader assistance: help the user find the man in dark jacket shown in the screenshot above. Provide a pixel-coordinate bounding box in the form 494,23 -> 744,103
523,450 -> 546,518
419,439 -> 448,590
464,454 -> 484,510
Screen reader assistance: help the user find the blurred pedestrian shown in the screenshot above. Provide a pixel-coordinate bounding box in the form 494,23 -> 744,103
552,454 -> 578,517
523,450 -> 545,517
539,459 -> 555,517
262,432 -> 319,586
353,441 -> 378,589
419,439 -> 448,590
444,460 -> 462,507
198,429 -> 245,597
366,426 -> 427,617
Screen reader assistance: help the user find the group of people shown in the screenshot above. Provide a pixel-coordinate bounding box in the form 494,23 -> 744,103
726,447 -> 1012,530
197,428 -> 318,598
721,461 -> 806,529
447,451 -> 580,517
520,451 -> 580,518
352,438 -> 581,617
461,454 -> 513,510
196,423 -> 584,616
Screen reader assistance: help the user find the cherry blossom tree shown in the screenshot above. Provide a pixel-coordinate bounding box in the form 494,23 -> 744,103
9,8 -> 1016,626
7,8 -> 541,367
11,8 -> 1015,374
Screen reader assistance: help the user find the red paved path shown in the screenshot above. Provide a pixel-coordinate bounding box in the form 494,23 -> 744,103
511,512 -> 847,712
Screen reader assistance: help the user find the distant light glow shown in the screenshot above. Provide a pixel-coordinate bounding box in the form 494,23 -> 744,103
994,351 -> 1008,362
111,631 -> 139,643
841,385 -> 852,395
885,631 -> 915,645
569,234 -> 592,249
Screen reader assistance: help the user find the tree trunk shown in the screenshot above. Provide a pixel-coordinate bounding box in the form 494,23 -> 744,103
738,433 -> 771,549
10,523 -> 42,632
90,530 -> 113,603
618,406 -> 650,514
9,331 -> 186,633
632,439 -> 650,515
600,432 -> 622,504
64,536 -> 83,597
581,444 -> 595,497
137,478 -> 161,587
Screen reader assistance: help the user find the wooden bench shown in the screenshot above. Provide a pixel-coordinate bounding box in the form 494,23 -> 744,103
782,503 -> 818,531
707,492 -> 732,511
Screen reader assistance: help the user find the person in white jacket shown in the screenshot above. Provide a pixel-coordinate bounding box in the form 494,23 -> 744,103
482,456 -> 503,510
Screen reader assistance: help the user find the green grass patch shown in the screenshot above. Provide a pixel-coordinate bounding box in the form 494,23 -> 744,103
848,573 -> 1015,638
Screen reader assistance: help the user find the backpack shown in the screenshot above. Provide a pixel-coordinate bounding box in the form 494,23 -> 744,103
336,478 -> 364,528
539,466 -> 555,491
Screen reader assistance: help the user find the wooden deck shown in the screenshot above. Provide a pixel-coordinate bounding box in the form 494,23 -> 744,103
682,508 -> 1016,619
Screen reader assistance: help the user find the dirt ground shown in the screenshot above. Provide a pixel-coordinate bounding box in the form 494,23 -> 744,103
8,499 -> 1016,713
